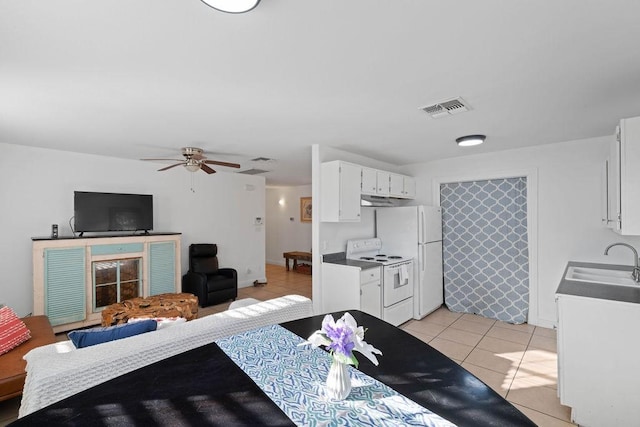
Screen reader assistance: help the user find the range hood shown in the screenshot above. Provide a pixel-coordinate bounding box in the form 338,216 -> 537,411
361,195 -> 401,207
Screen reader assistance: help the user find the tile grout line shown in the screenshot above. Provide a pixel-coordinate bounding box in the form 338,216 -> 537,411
502,327 -> 536,399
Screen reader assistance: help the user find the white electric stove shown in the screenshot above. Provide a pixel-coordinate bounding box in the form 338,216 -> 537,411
346,238 -> 414,326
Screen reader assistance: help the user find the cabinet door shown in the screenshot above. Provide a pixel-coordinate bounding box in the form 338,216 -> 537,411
616,116 -> 640,235
610,135 -> 622,231
361,167 -> 378,195
321,263 -> 360,312
321,161 -> 361,222
403,176 -> 416,198
389,173 -> 404,197
601,159 -> 609,226
338,162 -> 362,221
44,247 -> 86,326
149,241 -> 176,295
557,294 -> 640,426
360,280 -> 381,318
389,174 -> 416,198
376,171 -> 390,195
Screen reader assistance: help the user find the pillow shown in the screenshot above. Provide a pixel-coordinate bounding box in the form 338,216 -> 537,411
128,317 -> 186,330
68,319 -> 157,349
0,306 -> 32,355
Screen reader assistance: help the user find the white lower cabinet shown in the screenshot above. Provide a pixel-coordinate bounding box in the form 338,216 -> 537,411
360,268 -> 382,318
556,293 -> 640,426
322,263 -> 381,318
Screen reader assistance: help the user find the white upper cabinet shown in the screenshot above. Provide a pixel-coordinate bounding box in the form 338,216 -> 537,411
321,161 -> 362,222
389,173 -> 416,198
362,168 -> 414,198
322,161 -> 416,222
376,171 -> 390,195
361,167 -> 378,195
601,157 -> 613,228
608,116 -> 640,235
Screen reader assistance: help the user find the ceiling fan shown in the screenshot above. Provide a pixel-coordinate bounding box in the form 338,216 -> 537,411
141,147 -> 241,174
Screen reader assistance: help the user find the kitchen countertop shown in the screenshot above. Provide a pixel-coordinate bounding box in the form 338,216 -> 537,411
322,252 -> 381,270
557,261 -> 640,304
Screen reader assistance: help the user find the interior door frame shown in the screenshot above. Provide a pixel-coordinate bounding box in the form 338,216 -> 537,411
432,168 -> 541,327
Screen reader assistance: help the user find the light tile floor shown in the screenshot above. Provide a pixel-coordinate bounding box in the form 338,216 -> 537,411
0,265 -> 574,426
401,308 -> 575,426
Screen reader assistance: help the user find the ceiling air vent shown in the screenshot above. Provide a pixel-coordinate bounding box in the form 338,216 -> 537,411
420,97 -> 471,119
238,168 -> 269,175
240,156 -> 276,174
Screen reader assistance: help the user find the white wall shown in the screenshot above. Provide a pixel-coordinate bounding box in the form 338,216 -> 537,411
265,185 -> 312,265
403,136 -> 640,327
0,143 -> 266,317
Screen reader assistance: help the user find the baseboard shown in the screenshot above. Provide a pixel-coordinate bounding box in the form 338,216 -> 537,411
238,277 -> 268,288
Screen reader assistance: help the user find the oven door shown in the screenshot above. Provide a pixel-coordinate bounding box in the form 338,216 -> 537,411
383,260 -> 414,307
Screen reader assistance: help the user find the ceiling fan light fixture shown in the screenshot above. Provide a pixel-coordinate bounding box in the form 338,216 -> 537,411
141,147 -> 241,175
200,0 -> 260,13
456,134 -> 486,147
185,160 -> 201,172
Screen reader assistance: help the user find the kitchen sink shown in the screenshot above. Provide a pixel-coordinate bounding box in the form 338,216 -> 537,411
565,266 -> 639,287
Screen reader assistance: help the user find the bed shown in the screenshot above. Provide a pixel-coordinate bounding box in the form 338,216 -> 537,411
12,310 -> 534,426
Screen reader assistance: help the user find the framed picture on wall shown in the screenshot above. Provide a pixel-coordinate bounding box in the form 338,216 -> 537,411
300,197 -> 312,222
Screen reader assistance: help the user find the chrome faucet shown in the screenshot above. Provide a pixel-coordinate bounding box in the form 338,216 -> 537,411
604,243 -> 640,282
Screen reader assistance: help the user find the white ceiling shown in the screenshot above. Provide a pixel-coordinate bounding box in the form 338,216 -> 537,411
2,1 -> 640,186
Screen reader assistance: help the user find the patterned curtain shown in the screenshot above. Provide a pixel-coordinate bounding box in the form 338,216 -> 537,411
440,178 -> 529,324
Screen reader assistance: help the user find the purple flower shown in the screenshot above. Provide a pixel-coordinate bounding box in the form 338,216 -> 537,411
302,312 -> 382,367
324,323 -> 355,357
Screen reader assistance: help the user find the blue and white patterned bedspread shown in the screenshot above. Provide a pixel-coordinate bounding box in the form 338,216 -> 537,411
216,324 -> 456,427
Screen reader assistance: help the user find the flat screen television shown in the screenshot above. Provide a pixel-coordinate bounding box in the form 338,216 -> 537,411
74,191 -> 153,234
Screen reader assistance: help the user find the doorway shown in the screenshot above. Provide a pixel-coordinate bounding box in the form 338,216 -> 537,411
440,177 -> 529,323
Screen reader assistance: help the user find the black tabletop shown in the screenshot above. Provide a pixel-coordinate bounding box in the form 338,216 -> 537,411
283,311 -> 536,427
11,311 -> 536,426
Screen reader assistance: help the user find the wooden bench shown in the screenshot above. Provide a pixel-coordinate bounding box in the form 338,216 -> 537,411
0,315 -> 56,402
283,251 -> 312,271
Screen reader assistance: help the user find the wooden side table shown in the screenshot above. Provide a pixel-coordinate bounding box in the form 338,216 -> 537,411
283,251 -> 312,271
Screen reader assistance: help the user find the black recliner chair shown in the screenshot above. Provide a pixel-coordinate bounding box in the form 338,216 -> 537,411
182,244 -> 237,307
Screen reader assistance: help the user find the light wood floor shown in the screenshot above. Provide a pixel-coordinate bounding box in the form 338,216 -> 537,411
198,263 -> 313,317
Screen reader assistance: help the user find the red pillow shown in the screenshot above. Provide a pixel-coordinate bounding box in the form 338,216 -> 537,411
0,306 -> 31,355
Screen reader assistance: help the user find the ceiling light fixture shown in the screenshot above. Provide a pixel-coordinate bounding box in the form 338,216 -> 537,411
184,159 -> 201,172
200,0 -> 260,13
456,134 -> 486,147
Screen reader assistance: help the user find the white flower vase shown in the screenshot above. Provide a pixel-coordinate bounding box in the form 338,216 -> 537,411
325,358 -> 351,401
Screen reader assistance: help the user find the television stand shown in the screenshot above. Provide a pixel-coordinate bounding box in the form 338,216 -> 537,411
32,233 -> 182,333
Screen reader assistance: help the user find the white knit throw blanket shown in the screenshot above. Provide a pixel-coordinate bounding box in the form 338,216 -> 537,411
19,295 -> 314,417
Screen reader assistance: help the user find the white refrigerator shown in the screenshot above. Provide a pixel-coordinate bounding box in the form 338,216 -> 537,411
376,205 -> 443,319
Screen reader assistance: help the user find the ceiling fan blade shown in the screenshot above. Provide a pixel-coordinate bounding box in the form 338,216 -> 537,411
202,160 -> 241,168
142,158 -> 183,161
158,163 -> 184,171
200,164 -> 216,174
